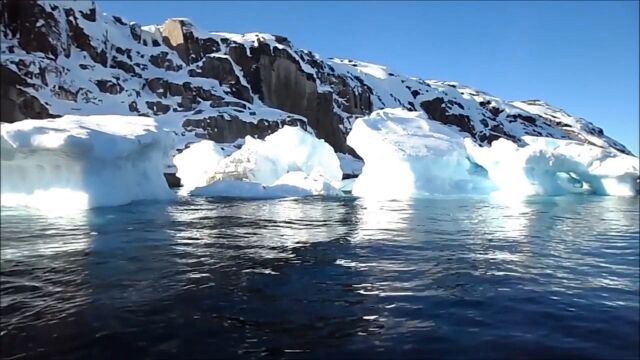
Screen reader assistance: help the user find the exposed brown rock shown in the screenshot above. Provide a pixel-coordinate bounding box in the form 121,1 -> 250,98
53,85 -> 77,101
1,0 -> 60,58
164,173 -> 181,188
188,55 -> 252,103
160,19 -> 220,65
420,97 -> 475,137
0,66 -> 52,122
149,51 -> 181,72
146,100 -> 171,115
182,114 -> 306,143
94,79 -> 123,95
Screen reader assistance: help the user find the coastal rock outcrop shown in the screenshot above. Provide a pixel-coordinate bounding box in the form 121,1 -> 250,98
1,0 -> 633,162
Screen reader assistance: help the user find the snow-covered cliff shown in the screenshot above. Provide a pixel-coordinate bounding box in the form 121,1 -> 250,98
1,0 -> 634,159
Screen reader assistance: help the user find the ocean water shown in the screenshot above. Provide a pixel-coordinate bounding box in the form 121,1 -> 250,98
1,195 -> 638,359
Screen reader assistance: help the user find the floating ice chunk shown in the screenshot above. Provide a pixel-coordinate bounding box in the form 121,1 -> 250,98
191,180 -> 311,199
339,178 -> 357,192
210,136 -> 284,185
191,171 -> 342,199
346,108 -> 493,198
273,171 -> 343,197
1,115 -> 175,212
208,126 -> 343,187
173,140 -> 225,195
347,108 -> 638,198
181,126 -> 344,199
465,136 -> 640,196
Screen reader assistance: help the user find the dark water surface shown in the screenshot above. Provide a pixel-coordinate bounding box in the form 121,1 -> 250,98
1,196 -> 639,359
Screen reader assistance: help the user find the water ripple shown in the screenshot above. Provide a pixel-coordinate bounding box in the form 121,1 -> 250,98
1,196 -> 638,359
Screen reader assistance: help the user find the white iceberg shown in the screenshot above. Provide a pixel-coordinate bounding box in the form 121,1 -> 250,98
465,136 -> 640,196
1,115 -> 175,212
347,108 -> 638,198
346,108 -> 493,198
212,126 -> 343,186
191,171 -> 342,199
181,126 -> 344,199
173,140 -> 225,195
273,171 -> 343,196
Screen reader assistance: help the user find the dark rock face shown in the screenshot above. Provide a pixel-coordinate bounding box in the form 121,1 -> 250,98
256,46 -> 346,151
182,115 -> 307,143
420,97 -> 475,138
164,172 -> 181,188
94,79 -> 123,95
146,101 -> 171,115
1,0 -> 60,59
0,66 -> 51,122
149,51 -> 181,72
0,0 -> 633,158
188,55 -> 252,103
160,19 -> 220,66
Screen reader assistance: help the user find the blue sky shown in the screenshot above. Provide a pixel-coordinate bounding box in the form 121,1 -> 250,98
98,1 -> 639,154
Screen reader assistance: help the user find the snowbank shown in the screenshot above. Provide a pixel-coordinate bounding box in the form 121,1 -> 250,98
347,108 -> 638,199
347,108 -> 493,198
1,115 -> 175,212
182,126 -> 344,199
465,136 -> 640,197
173,140 -> 225,195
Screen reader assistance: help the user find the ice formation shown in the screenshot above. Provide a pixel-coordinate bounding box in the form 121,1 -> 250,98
180,126 -> 344,199
192,171 -> 342,199
1,116 -> 176,212
212,126 -> 342,185
347,108 -> 639,199
465,137 -> 640,197
272,171 -> 343,196
346,108 -> 494,198
173,140 -> 225,195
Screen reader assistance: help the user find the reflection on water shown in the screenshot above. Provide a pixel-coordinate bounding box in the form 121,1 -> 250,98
1,195 -> 639,359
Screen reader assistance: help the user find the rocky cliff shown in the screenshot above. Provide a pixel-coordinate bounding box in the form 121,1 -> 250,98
0,0 -> 634,159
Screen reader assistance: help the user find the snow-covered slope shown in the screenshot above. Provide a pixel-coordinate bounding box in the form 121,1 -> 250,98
1,0 -> 634,162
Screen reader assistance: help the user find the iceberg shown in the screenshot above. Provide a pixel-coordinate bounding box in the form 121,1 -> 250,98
347,108 -> 639,199
272,171 -> 343,196
182,126 -> 344,199
173,140 -> 225,195
1,115 -> 175,212
465,136 -> 640,197
211,126 -> 343,186
191,171 -> 342,199
346,108 -> 493,198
